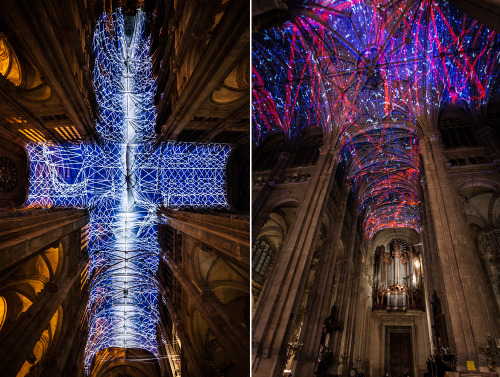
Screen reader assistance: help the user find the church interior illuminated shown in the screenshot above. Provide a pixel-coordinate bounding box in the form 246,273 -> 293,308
1,0 -> 500,376
0,0 -> 249,376
252,1 -> 500,377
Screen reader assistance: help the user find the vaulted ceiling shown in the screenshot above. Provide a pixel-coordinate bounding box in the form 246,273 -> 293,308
252,0 -> 500,237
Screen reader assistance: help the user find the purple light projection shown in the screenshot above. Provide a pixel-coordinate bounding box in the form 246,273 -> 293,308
252,0 -> 500,238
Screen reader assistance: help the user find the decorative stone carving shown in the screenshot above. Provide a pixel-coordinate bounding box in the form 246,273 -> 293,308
0,156 -> 17,192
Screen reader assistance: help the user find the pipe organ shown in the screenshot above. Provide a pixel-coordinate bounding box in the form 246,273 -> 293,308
372,239 -> 424,311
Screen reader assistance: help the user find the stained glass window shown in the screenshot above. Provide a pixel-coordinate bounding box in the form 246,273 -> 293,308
252,239 -> 273,283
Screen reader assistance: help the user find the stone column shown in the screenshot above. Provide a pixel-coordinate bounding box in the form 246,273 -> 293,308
252,148 -> 337,377
164,257 -> 249,372
420,179 -> 449,351
38,288 -> 88,377
0,273 -> 81,376
334,259 -> 360,377
482,230 -> 500,322
328,215 -> 360,377
294,183 -> 350,376
351,258 -> 372,375
419,132 -> 499,370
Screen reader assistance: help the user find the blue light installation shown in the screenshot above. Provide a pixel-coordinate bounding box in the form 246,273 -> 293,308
25,9 -> 230,371
252,0 -> 500,238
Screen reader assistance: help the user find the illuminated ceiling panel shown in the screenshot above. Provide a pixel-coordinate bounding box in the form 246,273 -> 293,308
252,0 -> 500,237
25,9 -> 230,371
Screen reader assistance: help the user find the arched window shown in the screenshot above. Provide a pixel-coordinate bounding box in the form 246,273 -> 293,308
0,296 -> 6,331
290,128 -> 323,168
252,239 -> 274,284
253,135 -> 286,171
439,117 -> 477,148
290,140 -> 321,167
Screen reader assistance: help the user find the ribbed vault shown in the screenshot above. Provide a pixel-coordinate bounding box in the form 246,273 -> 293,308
252,0 -> 500,237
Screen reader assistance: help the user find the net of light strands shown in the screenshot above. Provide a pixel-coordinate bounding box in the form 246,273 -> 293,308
25,8 -> 230,372
252,0 -> 500,238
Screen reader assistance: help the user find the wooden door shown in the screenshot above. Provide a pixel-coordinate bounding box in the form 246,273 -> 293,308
389,330 -> 413,377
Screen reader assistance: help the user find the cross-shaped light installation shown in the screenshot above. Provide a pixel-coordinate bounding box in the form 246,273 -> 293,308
25,9 -> 230,371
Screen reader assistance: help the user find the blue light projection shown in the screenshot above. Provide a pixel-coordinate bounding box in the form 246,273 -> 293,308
252,0 -> 500,238
25,9 -> 230,371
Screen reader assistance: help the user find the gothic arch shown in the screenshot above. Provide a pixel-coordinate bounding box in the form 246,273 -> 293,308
16,306 -> 63,377
190,307 -> 210,359
210,55 -> 249,107
252,201 -> 299,303
89,347 -> 160,377
462,191 -> 500,229
458,179 -> 500,198
0,243 -> 63,323
460,188 -> 500,320
0,296 -> 5,332
0,242 -> 65,376
0,37 -> 51,101
262,197 -> 301,216
189,308 -> 238,376
371,228 -> 421,253
191,243 -> 249,329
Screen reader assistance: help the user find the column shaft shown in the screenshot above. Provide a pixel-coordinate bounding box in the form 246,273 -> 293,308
420,134 -> 498,369
252,149 -> 337,377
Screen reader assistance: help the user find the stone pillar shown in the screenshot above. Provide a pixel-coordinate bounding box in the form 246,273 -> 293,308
482,230 -> 500,323
294,183 -> 350,376
420,179 -> 450,352
38,289 -> 88,377
328,216 -> 360,377
252,148 -> 337,377
351,258 -> 372,376
333,261 -> 359,377
164,257 -> 249,372
420,177 -> 441,296
0,273 -> 81,376
419,132 -> 499,370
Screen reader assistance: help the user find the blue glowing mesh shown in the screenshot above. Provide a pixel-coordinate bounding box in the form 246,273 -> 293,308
25,9 -> 230,371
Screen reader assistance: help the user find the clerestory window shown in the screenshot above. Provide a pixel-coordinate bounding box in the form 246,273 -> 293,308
439,118 -> 477,148
252,238 -> 274,284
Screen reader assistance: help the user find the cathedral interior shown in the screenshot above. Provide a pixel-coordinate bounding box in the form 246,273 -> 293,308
252,1 -> 500,377
2,0 -> 500,377
0,0 -> 249,376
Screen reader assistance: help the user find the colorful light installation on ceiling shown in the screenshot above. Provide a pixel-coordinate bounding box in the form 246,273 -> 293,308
342,126 -> 422,238
252,0 -> 500,238
25,9 -> 230,371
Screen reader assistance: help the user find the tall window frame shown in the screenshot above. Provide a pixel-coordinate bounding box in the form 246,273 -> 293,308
252,238 -> 274,285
